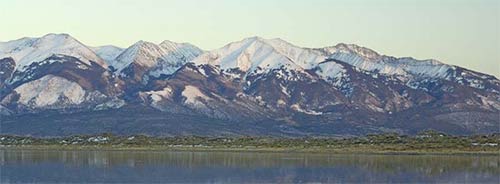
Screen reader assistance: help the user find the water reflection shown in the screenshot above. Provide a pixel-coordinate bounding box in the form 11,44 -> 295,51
1,149 -> 499,183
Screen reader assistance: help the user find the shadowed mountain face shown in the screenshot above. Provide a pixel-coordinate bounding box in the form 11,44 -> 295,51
0,34 -> 498,137
0,57 -> 15,90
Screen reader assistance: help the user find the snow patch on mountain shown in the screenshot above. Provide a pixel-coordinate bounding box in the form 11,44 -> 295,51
315,61 -> 347,83
182,85 -> 210,105
13,75 -> 88,107
94,98 -> 126,110
146,87 -> 174,102
290,104 -> 323,115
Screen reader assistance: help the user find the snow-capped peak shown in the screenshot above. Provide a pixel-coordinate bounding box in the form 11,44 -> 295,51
158,40 -> 203,62
113,40 -> 203,77
321,43 -> 453,79
90,45 -> 124,65
113,41 -> 161,72
0,33 -> 107,71
255,37 -> 326,69
320,43 -> 383,61
192,36 -> 326,76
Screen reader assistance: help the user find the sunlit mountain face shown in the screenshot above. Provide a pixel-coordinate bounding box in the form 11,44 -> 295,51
1,34 -> 498,137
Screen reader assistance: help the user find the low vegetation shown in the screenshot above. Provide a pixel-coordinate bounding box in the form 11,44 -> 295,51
1,130 -> 499,154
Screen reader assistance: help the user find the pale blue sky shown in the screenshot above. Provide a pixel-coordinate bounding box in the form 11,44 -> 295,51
1,0 -> 498,76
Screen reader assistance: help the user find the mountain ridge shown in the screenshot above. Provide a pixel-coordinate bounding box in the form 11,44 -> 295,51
0,33 -> 498,137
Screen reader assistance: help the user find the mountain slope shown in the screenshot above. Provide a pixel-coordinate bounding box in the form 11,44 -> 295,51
0,34 -> 123,113
114,40 -> 203,85
0,57 -> 15,89
0,33 -> 107,74
320,43 -> 499,92
91,45 -> 124,65
0,55 -> 123,113
0,34 -> 498,136
192,37 -> 324,77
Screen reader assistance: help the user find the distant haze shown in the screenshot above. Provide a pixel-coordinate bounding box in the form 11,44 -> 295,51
0,0 -> 498,77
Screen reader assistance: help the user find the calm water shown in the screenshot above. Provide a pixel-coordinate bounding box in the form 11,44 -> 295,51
0,149 -> 498,183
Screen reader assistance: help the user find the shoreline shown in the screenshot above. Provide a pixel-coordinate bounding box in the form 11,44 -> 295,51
2,145 -> 498,156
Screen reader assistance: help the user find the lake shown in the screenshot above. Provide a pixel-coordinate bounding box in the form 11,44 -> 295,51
1,149 -> 498,183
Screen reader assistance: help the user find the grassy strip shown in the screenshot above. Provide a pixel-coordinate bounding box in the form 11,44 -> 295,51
2,144 -> 498,155
1,131 -> 498,155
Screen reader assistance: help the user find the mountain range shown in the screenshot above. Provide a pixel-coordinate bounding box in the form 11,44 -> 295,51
0,33 -> 498,137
